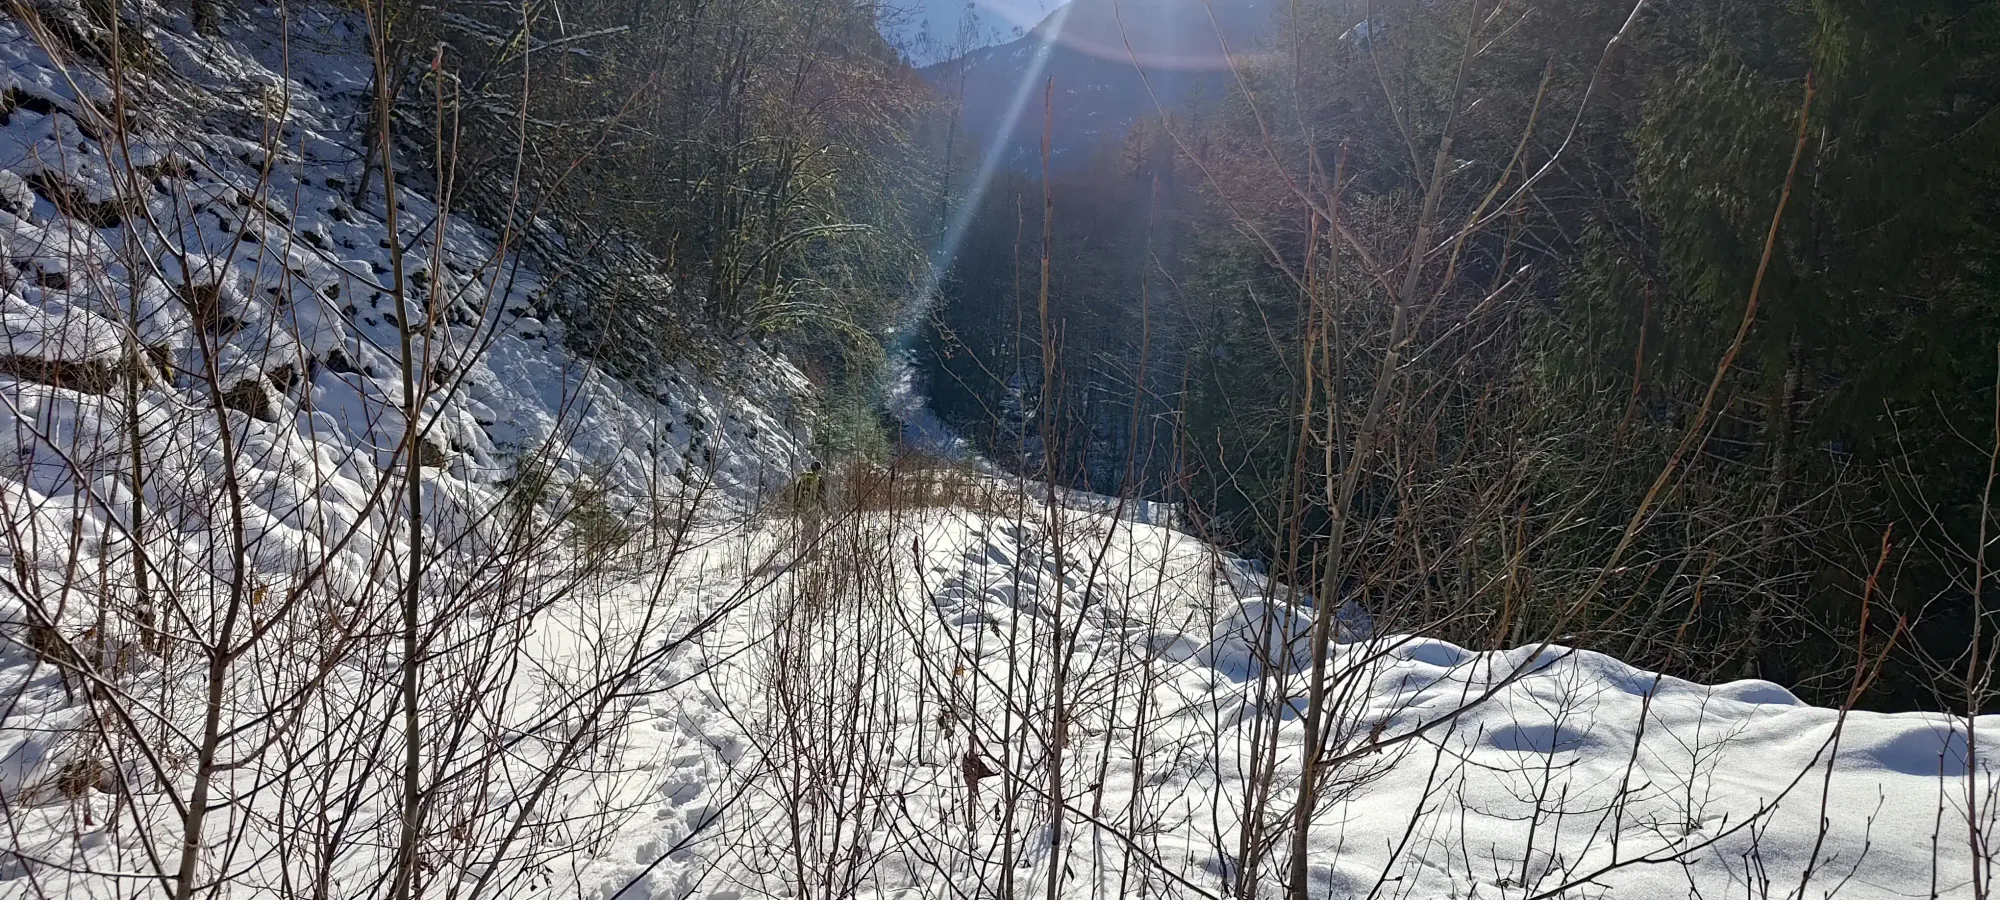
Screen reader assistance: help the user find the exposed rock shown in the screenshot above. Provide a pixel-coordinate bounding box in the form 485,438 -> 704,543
0,86 -> 59,126
180,279 -> 243,338
0,170 -> 33,217
22,171 -> 121,229
145,344 -> 174,381
0,354 -> 129,393
418,438 -> 449,468
220,377 -> 276,421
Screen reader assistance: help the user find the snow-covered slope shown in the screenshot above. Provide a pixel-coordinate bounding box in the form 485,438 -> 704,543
564,496 -> 1994,900
878,0 -> 1057,66
0,1 -> 816,893
0,1 -> 811,514
4,420 -> 1994,899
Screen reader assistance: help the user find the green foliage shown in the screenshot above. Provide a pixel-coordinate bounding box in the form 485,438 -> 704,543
1552,0 -> 2000,700
503,453 -> 635,557
564,474 -> 635,557
391,0 -> 950,444
918,0 -> 2000,709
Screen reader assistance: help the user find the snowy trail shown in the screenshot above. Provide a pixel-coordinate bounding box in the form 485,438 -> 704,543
0,453 -> 1987,898
562,496 -> 1992,900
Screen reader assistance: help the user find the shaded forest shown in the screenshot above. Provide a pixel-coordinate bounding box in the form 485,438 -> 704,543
918,0 -> 2000,710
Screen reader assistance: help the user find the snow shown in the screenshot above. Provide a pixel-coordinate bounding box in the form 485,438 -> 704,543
0,1 -> 812,893
562,498 -> 1991,900
878,0 -> 1055,67
0,1 -> 812,503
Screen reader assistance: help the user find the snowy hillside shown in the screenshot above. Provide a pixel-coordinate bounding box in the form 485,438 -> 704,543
14,438 -> 1992,898
0,1 -> 813,510
566,488 -> 1996,900
0,0 -> 812,895
878,0 -> 1057,66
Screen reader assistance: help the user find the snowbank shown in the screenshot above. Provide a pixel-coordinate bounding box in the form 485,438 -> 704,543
561,501 -> 1994,900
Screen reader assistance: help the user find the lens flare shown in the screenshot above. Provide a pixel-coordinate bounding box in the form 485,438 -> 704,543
905,3 -> 1073,326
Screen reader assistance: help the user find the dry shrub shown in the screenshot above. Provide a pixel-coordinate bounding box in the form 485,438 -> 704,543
832,454 -> 1016,518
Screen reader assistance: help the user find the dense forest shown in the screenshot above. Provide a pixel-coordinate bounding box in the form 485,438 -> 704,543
918,0 -> 2000,710
366,0 -> 949,456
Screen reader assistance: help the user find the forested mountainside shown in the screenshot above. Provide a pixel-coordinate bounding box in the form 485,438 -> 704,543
922,0 -> 1274,169
919,0 -> 2000,711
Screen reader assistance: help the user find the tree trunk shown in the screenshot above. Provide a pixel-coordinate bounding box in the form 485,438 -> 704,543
1740,333 -> 1800,680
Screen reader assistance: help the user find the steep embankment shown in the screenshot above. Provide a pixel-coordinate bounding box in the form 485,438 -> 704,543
0,0 -> 813,890
0,3 -> 812,538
